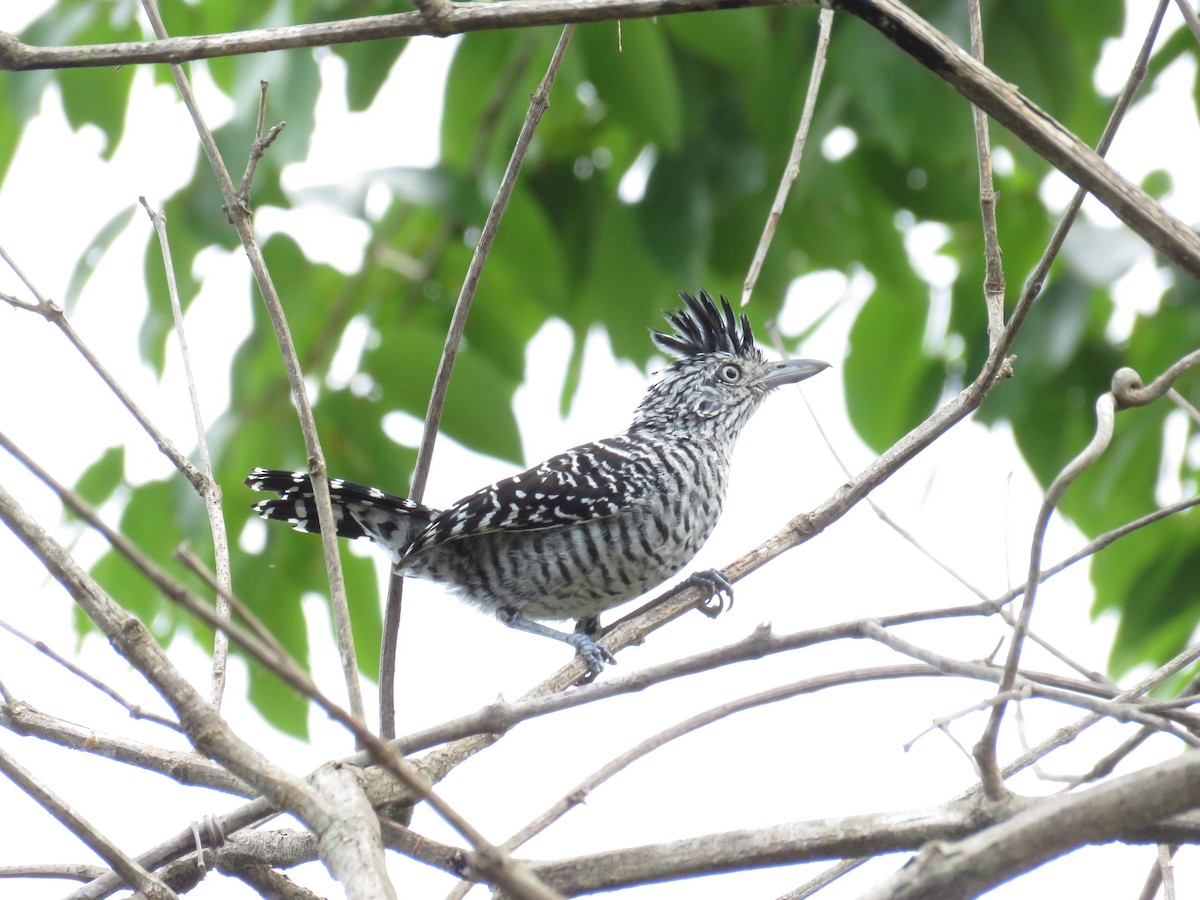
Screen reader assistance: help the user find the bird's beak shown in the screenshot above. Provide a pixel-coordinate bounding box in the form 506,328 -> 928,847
753,358 -> 831,390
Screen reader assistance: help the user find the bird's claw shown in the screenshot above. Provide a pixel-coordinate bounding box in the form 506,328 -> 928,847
689,568 -> 734,618
567,632 -> 616,680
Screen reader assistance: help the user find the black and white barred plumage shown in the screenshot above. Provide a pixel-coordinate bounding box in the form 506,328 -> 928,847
247,291 -> 828,675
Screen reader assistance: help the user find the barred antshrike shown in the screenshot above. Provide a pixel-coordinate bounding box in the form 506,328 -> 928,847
247,291 -> 828,675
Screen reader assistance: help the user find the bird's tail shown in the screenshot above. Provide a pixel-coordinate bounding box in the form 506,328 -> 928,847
245,468 -> 437,561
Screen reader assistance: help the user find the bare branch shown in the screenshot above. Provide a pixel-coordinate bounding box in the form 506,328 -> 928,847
857,753 -> 1200,900
236,81 -> 286,208
381,24 -> 576,739
0,0 -> 802,70
140,197 -> 234,710
0,699 -> 247,795
967,0 -> 1005,353
70,799 -> 277,900
523,784 -> 1200,896
977,346 -> 1200,793
964,628 -> 1200,802
0,863 -> 108,883
0,447 -> 558,900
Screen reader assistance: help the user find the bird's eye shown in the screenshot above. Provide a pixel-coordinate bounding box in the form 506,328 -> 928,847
719,364 -> 742,384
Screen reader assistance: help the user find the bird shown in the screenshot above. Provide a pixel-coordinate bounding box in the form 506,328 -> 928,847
246,291 -> 829,676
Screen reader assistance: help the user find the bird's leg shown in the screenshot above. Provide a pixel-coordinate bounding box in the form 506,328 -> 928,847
688,568 -> 734,618
498,608 -> 616,677
574,615 -> 603,639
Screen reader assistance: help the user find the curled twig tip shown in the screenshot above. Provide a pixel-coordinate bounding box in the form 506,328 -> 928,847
1111,366 -> 1144,407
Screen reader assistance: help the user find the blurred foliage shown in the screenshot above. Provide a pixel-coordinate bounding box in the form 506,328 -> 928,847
7,0 -> 1200,732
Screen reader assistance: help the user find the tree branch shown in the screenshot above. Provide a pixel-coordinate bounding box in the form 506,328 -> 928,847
0,0 -> 803,70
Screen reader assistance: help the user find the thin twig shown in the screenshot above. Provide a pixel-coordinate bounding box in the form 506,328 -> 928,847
0,864 -> 108,882
967,0 -> 1005,353
1172,0 -> 1200,44
863,622 -> 1200,744
0,244 -> 204,490
976,392 -> 1119,797
964,626 -> 1200,803
741,6 -> 834,306
71,798 -> 277,900
174,544 -> 289,659
1138,844 -> 1179,900
0,0 -> 795,72
1063,668 -> 1200,793
139,0 -> 366,727
0,619 -> 179,730
776,859 -> 867,900
380,24 -> 576,740
140,197 -> 234,710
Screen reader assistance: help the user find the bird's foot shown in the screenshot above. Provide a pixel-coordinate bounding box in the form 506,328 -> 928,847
689,568 -> 734,618
565,631 -> 617,680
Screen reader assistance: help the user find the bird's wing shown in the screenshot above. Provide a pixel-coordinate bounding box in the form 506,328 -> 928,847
403,438 -> 658,557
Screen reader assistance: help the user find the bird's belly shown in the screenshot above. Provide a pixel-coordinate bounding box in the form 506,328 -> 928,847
407,494 -> 723,620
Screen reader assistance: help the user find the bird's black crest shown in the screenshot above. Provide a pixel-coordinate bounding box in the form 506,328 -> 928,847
652,291 -> 756,360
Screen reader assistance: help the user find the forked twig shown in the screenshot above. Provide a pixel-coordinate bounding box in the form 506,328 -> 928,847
0,245 -> 204,490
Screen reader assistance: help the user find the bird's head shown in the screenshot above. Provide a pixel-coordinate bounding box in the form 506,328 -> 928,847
630,291 -> 829,437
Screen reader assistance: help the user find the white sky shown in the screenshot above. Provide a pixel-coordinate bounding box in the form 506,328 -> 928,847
2,4 -> 1200,898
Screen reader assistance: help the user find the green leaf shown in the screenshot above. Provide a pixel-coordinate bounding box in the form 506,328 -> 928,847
844,281 -> 942,452
0,74 -> 19,185
1096,518 -> 1200,679
86,479 -> 191,641
364,319 -> 524,465
74,446 -> 125,509
579,202 -> 675,367
637,151 -> 711,283
235,534 -> 313,737
1141,169 -> 1172,199
663,9 -> 769,73
65,205 -> 137,314
334,38 -> 407,111
56,15 -> 140,159
441,30 -> 533,172
578,20 -> 685,153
